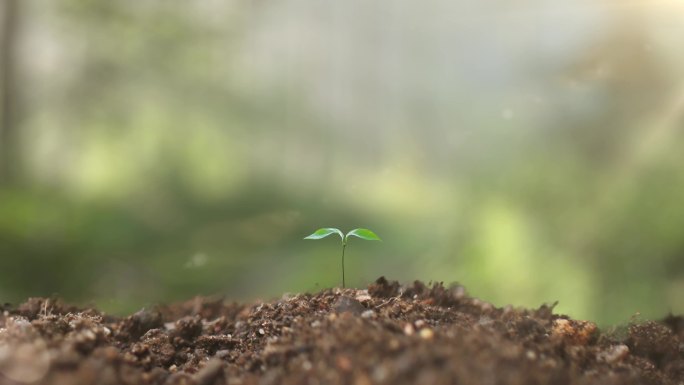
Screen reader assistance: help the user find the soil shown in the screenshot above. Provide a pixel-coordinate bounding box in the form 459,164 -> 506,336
0,277 -> 683,385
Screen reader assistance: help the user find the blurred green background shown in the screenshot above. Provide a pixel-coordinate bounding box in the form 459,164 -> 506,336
1,0 -> 683,325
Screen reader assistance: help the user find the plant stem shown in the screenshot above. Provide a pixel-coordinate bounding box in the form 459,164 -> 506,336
341,243 -> 346,288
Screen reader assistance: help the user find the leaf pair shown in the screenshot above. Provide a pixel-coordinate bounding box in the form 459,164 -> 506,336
304,227 -> 381,288
304,228 -> 381,244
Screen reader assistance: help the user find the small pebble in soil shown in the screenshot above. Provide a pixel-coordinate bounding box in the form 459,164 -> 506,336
333,296 -> 366,315
551,318 -> 597,345
361,310 -> 375,319
419,328 -> 434,340
355,291 -> 372,303
597,344 -> 630,364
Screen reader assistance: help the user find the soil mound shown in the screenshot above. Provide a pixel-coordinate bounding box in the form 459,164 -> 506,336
0,277 -> 682,385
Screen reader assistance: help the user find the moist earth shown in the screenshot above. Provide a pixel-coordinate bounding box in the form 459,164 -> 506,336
0,277 -> 682,385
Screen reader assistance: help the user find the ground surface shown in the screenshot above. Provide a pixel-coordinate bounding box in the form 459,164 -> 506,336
0,277 -> 683,385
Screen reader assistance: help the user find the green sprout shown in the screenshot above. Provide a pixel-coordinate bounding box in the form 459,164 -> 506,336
304,228 -> 381,288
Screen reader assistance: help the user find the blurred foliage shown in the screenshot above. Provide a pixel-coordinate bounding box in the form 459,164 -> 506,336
0,0 -> 683,325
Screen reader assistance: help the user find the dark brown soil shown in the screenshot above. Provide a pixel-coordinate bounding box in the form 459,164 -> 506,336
1,277 -> 683,385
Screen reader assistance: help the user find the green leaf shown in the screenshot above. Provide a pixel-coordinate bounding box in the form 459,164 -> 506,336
345,228 -> 381,242
304,228 -> 344,241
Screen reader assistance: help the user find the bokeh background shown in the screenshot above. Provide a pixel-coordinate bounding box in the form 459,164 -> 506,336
1,0 -> 683,325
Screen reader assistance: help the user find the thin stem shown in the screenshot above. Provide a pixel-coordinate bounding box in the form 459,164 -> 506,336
341,243 -> 346,288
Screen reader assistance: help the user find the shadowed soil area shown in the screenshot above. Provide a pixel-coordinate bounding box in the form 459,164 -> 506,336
0,277 -> 683,385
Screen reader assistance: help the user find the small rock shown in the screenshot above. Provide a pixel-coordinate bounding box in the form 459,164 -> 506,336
419,328 -> 434,340
361,310 -> 375,319
551,318 -> 596,345
333,296 -> 366,315
172,316 -> 203,341
355,290 -> 372,303
122,309 -> 163,340
597,344 -> 629,364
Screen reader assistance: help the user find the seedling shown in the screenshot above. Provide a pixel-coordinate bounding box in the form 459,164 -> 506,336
304,228 -> 381,288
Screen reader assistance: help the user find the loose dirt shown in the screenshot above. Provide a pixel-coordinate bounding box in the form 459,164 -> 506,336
0,277 -> 682,385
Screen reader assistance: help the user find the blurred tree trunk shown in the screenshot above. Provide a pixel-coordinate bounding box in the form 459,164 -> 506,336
0,0 -> 20,186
